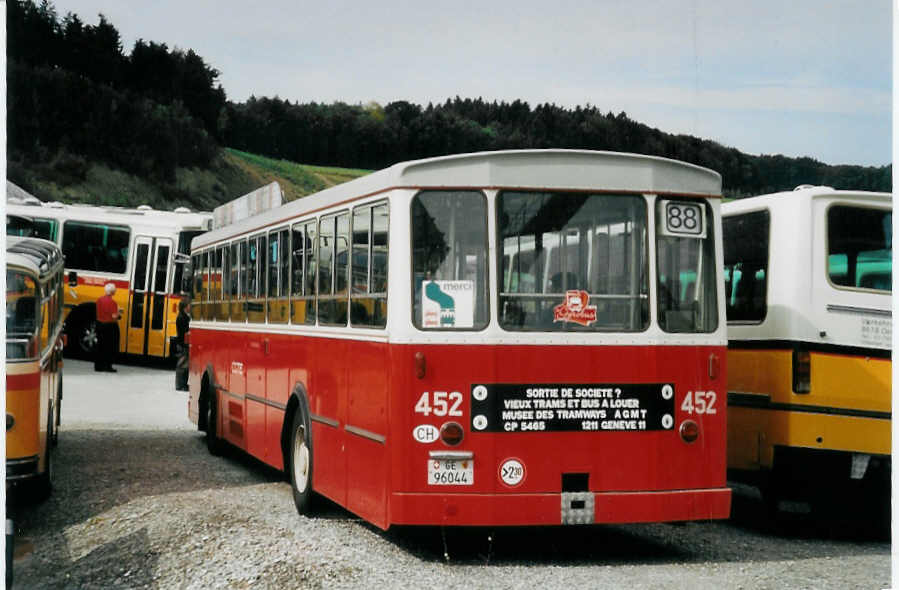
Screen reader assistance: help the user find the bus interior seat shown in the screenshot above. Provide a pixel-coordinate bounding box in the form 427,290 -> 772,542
859,272 -> 890,290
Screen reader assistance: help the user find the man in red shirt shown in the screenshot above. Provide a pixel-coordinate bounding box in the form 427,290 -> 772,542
95,283 -> 121,372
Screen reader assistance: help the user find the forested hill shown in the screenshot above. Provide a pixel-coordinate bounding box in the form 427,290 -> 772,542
7,0 -> 890,211
222,97 -> 890,197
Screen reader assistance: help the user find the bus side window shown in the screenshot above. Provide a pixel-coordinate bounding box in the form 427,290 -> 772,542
303,221 -> 317,325
722,210 -> 770,323
62,221 -> 130,274
290,224 -> 305,324
827,206 -> 892,292
351,203 -> 388,328
318,213 -> 349,326
247,235 -> 266,322
268,228 -> 289,324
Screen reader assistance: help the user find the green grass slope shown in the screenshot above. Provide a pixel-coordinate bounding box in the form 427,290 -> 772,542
7,148 -> 371,212
224,148 -> 370,203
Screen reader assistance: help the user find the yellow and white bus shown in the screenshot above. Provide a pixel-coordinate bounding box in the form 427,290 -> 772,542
723,185 -> 891,518
7,184 -> 212,360
6,236 -> 66,497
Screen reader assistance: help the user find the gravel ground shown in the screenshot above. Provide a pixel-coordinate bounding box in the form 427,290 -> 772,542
7,359 -> 892,589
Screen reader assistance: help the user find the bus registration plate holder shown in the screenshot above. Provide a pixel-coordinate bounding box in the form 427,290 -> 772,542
427,457 -> 474,486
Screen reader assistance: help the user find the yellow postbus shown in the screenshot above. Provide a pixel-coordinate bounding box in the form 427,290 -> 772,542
7,182 -> 212,360
723,185 -> 891,520
6,236 -> 66,497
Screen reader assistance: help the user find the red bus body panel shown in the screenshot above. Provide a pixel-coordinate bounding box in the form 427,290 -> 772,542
189,328 -> 729,530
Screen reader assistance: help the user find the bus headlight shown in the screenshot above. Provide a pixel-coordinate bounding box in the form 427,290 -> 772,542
679,419 -> 699,443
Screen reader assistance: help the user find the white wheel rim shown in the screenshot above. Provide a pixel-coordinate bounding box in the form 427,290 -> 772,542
293,425 -> 309,492
81,322 -> 97,351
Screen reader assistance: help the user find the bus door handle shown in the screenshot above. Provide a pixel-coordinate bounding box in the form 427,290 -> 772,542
708,354 -> 720,379
263,338 -> 270,356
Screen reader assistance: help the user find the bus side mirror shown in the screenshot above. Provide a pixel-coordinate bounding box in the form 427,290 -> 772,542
181,264 -> 194,294
68,271 -> 78,287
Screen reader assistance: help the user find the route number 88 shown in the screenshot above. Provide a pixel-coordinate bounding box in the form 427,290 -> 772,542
664,201 -> 705,237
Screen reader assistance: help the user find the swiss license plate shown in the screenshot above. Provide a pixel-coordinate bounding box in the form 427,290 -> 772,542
427,458 -> 474,486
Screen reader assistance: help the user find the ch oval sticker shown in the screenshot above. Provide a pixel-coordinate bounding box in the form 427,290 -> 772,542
413,424 -> 439,444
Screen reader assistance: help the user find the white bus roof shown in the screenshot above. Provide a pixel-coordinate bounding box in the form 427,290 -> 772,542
194,149 -> 721,249
6,192 -> 213,232
723,185 -> 892,214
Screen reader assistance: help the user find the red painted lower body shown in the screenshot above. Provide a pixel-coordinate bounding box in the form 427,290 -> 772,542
390,487 -> 731,526
189,327 -> 731,529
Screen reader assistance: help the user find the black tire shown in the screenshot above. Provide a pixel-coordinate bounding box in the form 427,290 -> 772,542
204,391 -> 224,456
67,315 -> 97,359
288,401 -> 315,515
52,382 -> 62,447
34,407 -> 53,501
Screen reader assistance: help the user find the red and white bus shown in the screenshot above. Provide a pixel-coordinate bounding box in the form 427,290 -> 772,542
187,150 -> 731,529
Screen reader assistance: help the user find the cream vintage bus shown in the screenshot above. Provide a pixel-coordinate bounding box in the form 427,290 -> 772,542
6,236 -> 66,497
723,185 -> 891,521
7,182 -> 212,360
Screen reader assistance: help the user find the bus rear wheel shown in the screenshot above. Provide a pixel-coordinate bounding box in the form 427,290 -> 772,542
289,406 -> 314,515
204,392 -> 223,456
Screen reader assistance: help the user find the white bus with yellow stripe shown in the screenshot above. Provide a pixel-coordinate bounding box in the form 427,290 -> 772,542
7,184 -> 212,360
722,185 -> 891,518
6,237 -> 66,496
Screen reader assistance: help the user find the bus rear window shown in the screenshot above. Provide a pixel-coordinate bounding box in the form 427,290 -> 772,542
828,206 -> 891,292
656,200 -> 718,333
497,192 -> 648,332
412,191 -> 488,330
62,221 -> 130,274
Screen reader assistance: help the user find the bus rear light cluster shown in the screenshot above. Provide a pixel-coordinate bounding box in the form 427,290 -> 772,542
679,419 -> 699,443
440,421 -> 464,446
792,348 -> 811,393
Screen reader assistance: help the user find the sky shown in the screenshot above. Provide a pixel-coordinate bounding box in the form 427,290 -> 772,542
49,0 -> 893,167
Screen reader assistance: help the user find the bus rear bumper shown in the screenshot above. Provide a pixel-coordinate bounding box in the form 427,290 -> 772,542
389,487 -> 732,526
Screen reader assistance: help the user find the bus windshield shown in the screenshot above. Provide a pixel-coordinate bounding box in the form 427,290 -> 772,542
6,270 -> 38,358
498,192 -> 648,332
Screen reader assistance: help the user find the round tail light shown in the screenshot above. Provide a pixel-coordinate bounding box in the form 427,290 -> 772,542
440,422 -> 464,446
679,419 -> 699,443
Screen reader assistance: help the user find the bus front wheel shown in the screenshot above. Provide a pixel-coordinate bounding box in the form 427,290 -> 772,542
67,316 -> 97,358
289,404 -> 314,515
34,407 -> 53,501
